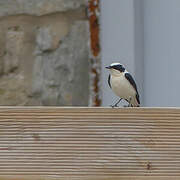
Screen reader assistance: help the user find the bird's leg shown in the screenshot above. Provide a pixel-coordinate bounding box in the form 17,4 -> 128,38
123,99 -> 129,107
128,97 -> 132,107
111,98 -> 122,108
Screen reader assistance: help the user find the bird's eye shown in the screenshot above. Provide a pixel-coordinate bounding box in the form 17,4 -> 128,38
112,65 -> 125,72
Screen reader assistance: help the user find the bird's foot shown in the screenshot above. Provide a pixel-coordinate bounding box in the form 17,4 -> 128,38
110,98 -> 122,108
110,104 -> 119,108
128,103 -> 132,107
127,97 -> 133,107
123,103 -> 133,108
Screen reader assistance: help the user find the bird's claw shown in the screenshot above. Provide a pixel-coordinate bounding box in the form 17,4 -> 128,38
122,103 -> 132,107
110,104 -> 119,108
127,97 -> 133,107
110,98 -> 122,108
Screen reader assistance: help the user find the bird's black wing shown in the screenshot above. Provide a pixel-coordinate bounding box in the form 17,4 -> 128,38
125,72 -> 140,104
108,74 -> 111,88
125,73 -> 137,91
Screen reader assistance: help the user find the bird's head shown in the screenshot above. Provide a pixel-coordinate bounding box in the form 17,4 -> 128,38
106,63 -> 125,76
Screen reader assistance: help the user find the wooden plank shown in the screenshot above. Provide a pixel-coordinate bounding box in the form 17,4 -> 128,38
0,107 -> 179,180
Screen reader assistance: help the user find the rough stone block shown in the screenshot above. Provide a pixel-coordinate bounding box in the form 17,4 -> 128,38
0,0 -> 88,16
0,0 -> 90,106
3,30 -> 24,74
32,21 -> 89,106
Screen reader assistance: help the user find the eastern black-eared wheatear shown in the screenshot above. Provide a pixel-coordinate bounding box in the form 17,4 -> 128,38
106,63 -> 140,107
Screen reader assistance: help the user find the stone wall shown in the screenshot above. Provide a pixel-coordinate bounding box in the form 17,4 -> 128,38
0,0 -> 90,106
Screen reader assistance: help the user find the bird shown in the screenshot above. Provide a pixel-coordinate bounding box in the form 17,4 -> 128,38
106,63 -> 140,107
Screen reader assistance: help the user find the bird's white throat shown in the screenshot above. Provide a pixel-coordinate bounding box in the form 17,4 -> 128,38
110,69 -> 124,77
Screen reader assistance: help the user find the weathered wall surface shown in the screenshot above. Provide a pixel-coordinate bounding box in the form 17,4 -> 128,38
0,0 -> 90,106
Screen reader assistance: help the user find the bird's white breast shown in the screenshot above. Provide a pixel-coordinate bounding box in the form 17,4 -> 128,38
110,73 -> 136,101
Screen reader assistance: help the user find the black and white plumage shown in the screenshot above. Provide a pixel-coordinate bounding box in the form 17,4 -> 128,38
106,63 -> 140,107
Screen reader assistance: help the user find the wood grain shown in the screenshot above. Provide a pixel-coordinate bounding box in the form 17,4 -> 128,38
0,107 -> 179,180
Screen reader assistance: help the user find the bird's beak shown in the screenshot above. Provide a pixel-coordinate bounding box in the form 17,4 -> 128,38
105,66 -> 111,69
